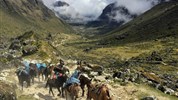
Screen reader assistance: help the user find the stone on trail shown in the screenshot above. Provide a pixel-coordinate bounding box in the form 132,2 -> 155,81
33,94 -> 40,100
141,96 -> 157,100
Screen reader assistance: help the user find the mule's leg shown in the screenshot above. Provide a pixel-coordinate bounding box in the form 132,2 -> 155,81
41,73 -> 44,81
72,96 -> 74,100
38,72 -> 40,82
62,87 -> 65,97
81,85 -> 85,97
57,87 -> 61,96
49,86 -> 51,94
87,91 -> 91,100
74,95 -> 77,100
45,80 -> 49,88
65,90 -> 68,100
27,77 -> 31,87
45,73 -> 48,81
32,77 -> 34,84
21,81 -> 23,91
50,87 -> 54,96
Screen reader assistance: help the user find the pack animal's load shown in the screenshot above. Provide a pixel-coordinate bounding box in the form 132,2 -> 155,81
21,60 -> 30,73
64,70 -> 81,87
36,63 -> 47,69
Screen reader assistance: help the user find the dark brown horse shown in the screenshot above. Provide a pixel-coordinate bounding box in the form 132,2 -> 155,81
16,69 -> 31,90
79,74 -> 92,96
87,83 -> 113,100
29,67 -> 37,84
45,74 -> 68,97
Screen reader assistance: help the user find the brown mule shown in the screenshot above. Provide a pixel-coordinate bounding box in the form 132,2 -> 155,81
65,83 -> 81,100
87,83 -> 113,100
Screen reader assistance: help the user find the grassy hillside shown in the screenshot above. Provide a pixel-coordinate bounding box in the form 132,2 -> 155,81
98,2 -> 178,45
0,0 -> 73,38
0,0 -> 74,62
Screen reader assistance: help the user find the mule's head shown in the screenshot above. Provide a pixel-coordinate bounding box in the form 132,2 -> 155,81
15,69 -> 20,75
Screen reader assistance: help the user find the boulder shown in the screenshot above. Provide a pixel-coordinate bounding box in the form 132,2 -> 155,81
156,84 -> 166,92
141,96 -> 157,100
164,88 -> 175,95
89,71 -> 98,77
9,40 -> 21,50
147,51 -> 162,62
112,71 -> 122,78
22,46 -> 38,56
83,47 -> 92,52
142,72 -> 162,84
33,94 -> 40,100
105,75 -> 112,80
115,33 -> 129,40
94,76 -> 106,82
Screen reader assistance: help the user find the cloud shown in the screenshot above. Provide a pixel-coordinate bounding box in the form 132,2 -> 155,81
42,0 -> 115,23
42,0 -> 169,23
105,0 -> 169,23
115,0 -> 159,15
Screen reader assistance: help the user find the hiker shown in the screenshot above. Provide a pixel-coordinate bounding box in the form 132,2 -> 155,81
58,59 -> 64,68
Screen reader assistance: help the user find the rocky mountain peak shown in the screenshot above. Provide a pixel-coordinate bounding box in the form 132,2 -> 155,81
53,0 -> 69,7
98,2 -> 136,23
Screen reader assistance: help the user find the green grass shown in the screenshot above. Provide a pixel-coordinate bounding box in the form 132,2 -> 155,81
97,2 -> 178,45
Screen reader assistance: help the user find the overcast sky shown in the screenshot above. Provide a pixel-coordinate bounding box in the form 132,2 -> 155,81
42,0 -> 169,23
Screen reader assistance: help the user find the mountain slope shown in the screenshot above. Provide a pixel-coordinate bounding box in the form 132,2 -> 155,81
0,0 -> 74,62
99,1 -> 178,45
0,0 -> 73,38
56,1 -> 178,65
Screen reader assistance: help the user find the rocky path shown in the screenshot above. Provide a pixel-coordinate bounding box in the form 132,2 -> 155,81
0,64 -> 89,100
0,62 -> 176,100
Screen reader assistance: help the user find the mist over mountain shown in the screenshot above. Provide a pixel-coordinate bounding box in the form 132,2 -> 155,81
42,0 -> 170,24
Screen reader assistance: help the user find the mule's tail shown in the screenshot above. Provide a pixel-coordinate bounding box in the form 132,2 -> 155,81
106,90 -> 112,100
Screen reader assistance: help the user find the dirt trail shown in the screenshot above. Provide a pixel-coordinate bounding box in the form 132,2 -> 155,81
0,67 -> 126,100
0,60 -> 174,100
0,63 -> 89,100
